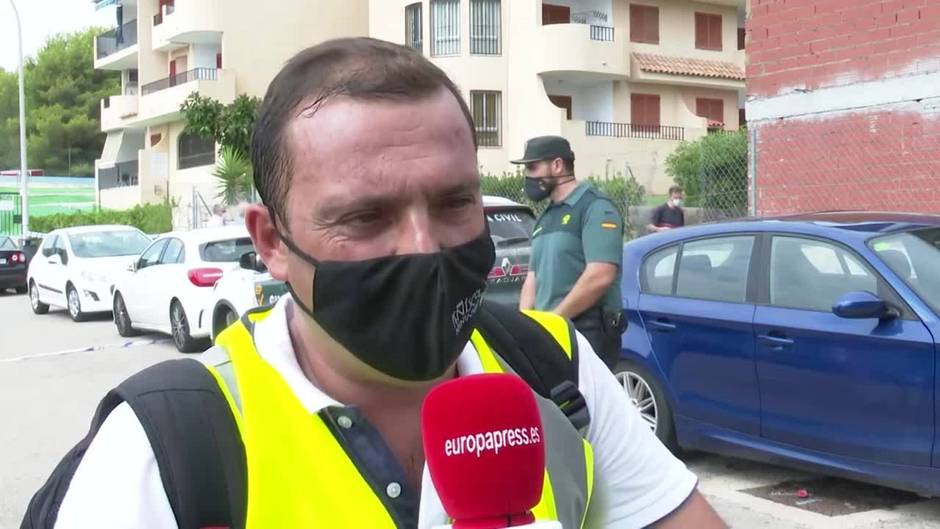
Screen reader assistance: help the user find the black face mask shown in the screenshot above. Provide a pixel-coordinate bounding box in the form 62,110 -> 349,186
524,175 -> 575,202
277,226 -> 496,382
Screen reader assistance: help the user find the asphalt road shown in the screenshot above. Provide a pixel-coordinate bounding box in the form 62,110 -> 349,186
1,290 -> 939,529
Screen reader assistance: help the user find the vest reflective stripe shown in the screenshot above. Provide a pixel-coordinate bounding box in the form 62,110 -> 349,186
522,310 -> 576,359
208,307 -> 593,528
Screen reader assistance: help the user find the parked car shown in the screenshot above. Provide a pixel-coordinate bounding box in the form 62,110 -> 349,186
617,212 -> 940,496
206,196 -> 538,340
0,236 -> 28,294
111,226 -> 254,353
27,226 -> 151,321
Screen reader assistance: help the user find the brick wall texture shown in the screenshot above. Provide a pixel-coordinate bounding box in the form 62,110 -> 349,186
747,0 -> 940,215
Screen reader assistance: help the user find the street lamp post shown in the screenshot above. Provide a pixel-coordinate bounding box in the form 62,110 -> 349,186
8,0 -> 29,236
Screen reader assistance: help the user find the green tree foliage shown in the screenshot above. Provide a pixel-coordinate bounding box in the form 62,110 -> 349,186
0,28 -> 120,176
180,93 -> 259,156
213,145 -> 253,206
665,129 -> 748,212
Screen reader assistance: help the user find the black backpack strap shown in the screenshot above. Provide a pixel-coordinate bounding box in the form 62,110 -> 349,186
116,358 -> 247,529
21,358 -> 246,529
475,301 -> 591,433
20,390 -> 125,529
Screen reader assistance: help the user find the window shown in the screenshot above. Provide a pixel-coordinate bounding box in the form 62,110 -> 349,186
738,27 -> 746,50
0,237 -> 16,250
676,236 -> 754,303
200,238 -> 255,263
178,132 -> 215,170
696,98 -> 725,125
431,0 -> 460,57
471,91 -> 501,147
161,238 -> 185,265
471,0 -> 501,55
770,237 -> 878,312
641,245 -> 678,295
71,230 -> 152,258
542,3 -> 570,25
548,95 -> 572,120
406,3 -> 423,51
630,4 -> 659,44
138,240 -> 168,270
871,228 -> 940,315
695,12 -> 722,51
41,235 -> 58,258
631,93 -> 660,127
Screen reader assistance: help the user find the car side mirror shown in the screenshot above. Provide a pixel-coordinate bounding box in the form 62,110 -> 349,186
58,249 -> 69,265
239,251 -> 267,273
833,291 -> 898,320
127,261 -> 138,272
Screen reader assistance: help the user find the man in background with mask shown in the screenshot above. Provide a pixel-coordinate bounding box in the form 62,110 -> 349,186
648,185 -> 686,233
515,136 -> 626,372
25,40 -> 725,529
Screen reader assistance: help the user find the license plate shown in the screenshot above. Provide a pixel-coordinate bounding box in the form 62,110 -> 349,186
0,258 -> 6,265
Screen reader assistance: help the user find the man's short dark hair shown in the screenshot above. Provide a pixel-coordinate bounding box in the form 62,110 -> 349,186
251,37 -> 477,227
562,158 -> 575,174
668,185 -> 683,196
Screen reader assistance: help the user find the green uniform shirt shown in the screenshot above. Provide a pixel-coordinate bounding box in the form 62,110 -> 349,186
530,182 -> 624,314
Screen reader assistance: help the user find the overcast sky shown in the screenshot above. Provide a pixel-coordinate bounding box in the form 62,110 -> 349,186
1,0 -> 112,72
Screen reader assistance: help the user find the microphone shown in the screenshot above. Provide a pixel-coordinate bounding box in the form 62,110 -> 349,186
422,373 -> 562,529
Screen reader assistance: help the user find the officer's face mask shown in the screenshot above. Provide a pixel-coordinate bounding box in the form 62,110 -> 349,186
275,220 -> 496,382
524,161 -> 574,202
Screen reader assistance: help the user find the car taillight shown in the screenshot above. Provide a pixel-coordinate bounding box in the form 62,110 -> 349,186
487,264 -> 528,279
488,266 -> 507,280
10,252 -> 24,263
188,267 -> 224,287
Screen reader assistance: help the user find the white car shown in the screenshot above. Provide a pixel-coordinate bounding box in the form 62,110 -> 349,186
111,225 -> 254,353
27,225 -> 152,321
206,253 -> 288,341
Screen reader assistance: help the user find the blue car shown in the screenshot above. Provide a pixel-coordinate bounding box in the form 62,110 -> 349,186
617,212 -> 940,496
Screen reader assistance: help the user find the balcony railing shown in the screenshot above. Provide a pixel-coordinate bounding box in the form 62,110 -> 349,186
98,160 -> 139,190
590,25 -> 614,42
141,68 -> 218,95
586,121 -> 685,141
96,20 -> 138,58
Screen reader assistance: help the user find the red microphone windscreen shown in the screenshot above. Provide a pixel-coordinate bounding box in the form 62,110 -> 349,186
422,373 -> 545,528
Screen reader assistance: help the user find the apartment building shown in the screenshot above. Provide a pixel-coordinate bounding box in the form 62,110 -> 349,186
371,0 -> 745,193
93,0 -> 368,227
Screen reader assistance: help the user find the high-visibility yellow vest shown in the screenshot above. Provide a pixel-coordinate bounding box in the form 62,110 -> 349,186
206,307 -> 594,528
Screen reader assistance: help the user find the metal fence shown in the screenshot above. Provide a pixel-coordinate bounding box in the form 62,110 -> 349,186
480,128 -> 751,237
141,68 -> 218,95
0,193 -> 22,236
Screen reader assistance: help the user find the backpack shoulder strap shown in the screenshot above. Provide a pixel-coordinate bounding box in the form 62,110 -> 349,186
116,357 -> 246,529
475,301 -> 591,433
21,358 -> 246,529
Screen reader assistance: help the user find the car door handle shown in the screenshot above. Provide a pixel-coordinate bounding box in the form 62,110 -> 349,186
758,334 -> 794,347
648,319 -> 676,332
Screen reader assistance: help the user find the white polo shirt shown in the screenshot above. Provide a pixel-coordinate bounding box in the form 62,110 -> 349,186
54,297 -> 697,529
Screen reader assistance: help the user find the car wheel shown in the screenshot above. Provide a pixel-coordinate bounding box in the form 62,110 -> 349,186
614,359 -> 678,453
113,293 -> 139,337
29,280 -> 49,315
214,306 -> 238,339
171,301 -> 207,353
66,284 -> 87,322
15,285 -> 27,295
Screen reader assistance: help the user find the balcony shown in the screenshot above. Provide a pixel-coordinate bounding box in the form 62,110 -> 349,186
152,0 -> 223,52
586,121 -> 686,141
100,94 -> 139,132
136,68 -> 236,126
534,23 -> 627,81
98,160 -> 140,190
94,20 -> 139,70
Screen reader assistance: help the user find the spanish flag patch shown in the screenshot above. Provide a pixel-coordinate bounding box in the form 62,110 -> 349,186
601,222 -> 618,229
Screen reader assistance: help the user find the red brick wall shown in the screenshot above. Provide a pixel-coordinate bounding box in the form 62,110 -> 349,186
754,103 -> 940,215
748,0 -> 940,98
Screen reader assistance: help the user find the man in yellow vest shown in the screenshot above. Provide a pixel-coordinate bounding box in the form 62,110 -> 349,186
31,38 -> 726,529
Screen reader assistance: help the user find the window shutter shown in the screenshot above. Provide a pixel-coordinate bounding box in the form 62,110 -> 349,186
695,13 -> 707,49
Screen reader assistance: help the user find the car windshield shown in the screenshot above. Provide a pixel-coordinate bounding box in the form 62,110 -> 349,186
200,237 -> 255,262
487,208 -> 536,247
869,228 -> 940,314
70,230 -> 152,258
0,237 -> 16,250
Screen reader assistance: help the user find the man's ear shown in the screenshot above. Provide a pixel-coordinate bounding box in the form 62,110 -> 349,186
245,204 -> 290,281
